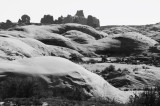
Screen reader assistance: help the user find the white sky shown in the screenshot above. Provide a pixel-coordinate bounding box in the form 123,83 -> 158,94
0,0 -> 160,26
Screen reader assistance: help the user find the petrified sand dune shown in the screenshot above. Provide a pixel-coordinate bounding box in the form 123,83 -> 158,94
0,56 -> 132,103
0,23 -> 158,59
83,63 -> 160,89
112,32 -> 158,46
0,23 -> 160,104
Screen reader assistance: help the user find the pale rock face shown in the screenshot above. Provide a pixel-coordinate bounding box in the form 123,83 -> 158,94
0,22 -> 159,104
64,30 -> 96,44
0,56 -> 132,103
0,37 -> 42,60
83,63 -> 160,89
112,32 -> 158,46
0,23 -> 158,60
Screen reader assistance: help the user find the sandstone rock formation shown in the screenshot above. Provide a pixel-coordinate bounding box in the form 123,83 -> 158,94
0,22 -> 160,104
56,10 -> 100,28
0,23 -> 157,60
41,15 -> 54,24
83,63 -> 160,90
75,10 -> 85,17
87,15 -> 100,28
0,56 -> 133,103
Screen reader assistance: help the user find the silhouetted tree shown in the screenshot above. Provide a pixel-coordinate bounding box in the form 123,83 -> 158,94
40,15 -> 54,24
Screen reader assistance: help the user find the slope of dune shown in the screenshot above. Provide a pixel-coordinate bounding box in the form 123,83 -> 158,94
99,23 -> 160,43
83,63 -> 160,89
0,37 -> 42,60
0,23 -> 159,60
64,30 -> 95,44
0,56 -> 133,103
6,23 -> 107,39
0,23 -> 160,104
0,36 -> 82,61
0,24 -> 119,57
112,32 -> 158,46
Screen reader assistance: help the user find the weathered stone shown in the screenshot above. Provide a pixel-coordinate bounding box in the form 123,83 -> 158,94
87,15 -> 100,28
56,10 -> 100,28
75,10 -> 85,17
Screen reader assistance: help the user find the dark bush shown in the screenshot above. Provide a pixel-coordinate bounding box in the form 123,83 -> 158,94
101,65 -> 115,74
69,54 -> 82,63
88,59 -> 98,64
129,86 -> 160,106
4,98 -> 42,106
0,76 -> 52,100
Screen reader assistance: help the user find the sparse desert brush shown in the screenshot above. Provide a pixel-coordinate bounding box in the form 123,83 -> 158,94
101,65 -> 115,74
0,76 -> 52,100
122,68 -> 130,74
133,68 -> 138,72
88,58 -> 98,64
129,86 -> 160,106
99,65 -> 128,80
70,54 -> 83,63
100,65 -> 128,75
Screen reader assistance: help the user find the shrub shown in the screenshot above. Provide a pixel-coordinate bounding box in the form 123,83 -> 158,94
69,54 -> 82,63
122,68 -> 130,74
101,65 -> 115,74
129,86 -> 160,106
101,55 -> 107,62
0,76 -> 52,100
88,59 -> 97,64
4,98 -> 42,106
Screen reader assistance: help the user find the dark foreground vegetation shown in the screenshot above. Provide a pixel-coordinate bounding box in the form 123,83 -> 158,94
0,76 -> 122,106
1,97 -> 125,106
129,86 -> 160,106
1,88 -> 160,106
1,73 -> 160,105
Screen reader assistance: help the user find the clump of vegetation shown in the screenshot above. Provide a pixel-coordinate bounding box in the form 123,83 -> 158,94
101,55 -> 107,62
69,54 -> 83,63
129,86 -> 160,106
95,65 -> 130,88
101,65 -> 116,74
100,65 -> 130,77
99,65 -> 129,79
3,98 -> 42,106
87,58 -> 98,64
0,76 -> 52,100
0,75 -> 91,102
0,75 -> 121,105
1,97 -> 121,106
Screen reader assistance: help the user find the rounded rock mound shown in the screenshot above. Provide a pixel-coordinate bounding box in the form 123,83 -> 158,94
0,56 -> 132,103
